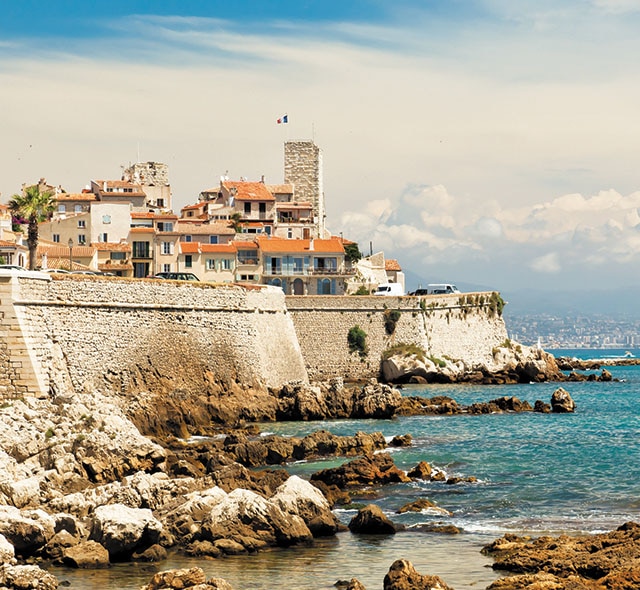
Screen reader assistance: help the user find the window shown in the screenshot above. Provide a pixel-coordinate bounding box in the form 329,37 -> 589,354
77,220 -> 86,228
52,234 -> 60,243
158,222 -> 173,232
287,228 -> 293,239
162,241 -> 174,255
185,255 -> 192,268
163,264 -> 171,273
244,202 -> 251,214
101,233 -> 108,243
157,198 -> 164,208
133,241 -> 150,258
237,249 -> 257,264
102,215 -> 111,224
209,236 -> 218,244
74,205 -> 82,213
185,235 -> 192,243
110,252 -> 126,261
221,258 -> 232,270
206,259 -> 215,270
58,204 -> 66,213
78,235 -> 86,245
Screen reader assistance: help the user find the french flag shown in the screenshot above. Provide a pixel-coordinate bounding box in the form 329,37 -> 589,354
277,114 -> 288,124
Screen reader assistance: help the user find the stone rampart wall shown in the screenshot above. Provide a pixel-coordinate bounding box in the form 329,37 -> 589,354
0,276 -> 307,399
286,293 -> 509,380
0,276 -> 509,399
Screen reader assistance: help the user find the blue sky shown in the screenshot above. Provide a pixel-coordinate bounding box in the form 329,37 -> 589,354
3,0 -> 640,296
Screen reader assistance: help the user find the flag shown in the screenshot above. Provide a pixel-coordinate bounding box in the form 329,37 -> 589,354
277,114 -> 288,124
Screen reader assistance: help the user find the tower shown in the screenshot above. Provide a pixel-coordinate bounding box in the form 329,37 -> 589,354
284,141 -> 326,238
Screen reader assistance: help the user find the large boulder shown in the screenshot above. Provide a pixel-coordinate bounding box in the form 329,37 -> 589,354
271,475 -> 340,536
349,504 -> 398,535
202,488 -> 313,549
141,567 -> 234,590
550,388 -> 576,413
62,540 -> 110,568
0,507 -> 55,557
383,559 -> 454,590
310,453 -> 410,489
89,503 -> 162,560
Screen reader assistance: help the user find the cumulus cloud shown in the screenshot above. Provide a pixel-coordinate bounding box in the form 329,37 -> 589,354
530,253 -> 561,273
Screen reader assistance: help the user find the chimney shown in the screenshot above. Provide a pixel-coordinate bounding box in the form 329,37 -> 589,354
309,238 -> 314,251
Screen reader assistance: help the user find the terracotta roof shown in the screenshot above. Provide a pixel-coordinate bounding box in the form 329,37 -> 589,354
91,242 -> 132,252
0,240 -> 17,247
201,243 -> 236,254
55,193 -> 97,202
179,242 -> 199,254
385,259 -> 402,271
235,242 -> 258,250
99,262 -> 133,271
131,212 -> 178,220
181,203 -> 204,211
129,227 -> 155,234
222,181 -> 275,202
257,236 -> 345,254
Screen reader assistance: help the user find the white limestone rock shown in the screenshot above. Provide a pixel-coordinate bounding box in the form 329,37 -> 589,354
89,503 -> 163,559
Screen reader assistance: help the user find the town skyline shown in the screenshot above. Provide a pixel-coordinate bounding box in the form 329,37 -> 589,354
3,1 -> 640,296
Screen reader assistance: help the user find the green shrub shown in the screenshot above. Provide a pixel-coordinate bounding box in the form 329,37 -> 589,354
353,285 -> 370,295
428,355 -> 447,368
488,292 -> 505,317
382,343 -> 426,362
348,325 -> 368,358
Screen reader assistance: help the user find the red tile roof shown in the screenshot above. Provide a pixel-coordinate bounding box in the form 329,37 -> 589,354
223,181 -> 275,202
257,236 -> 344,254
385,259 -> 402,271
91,242 -> 132,252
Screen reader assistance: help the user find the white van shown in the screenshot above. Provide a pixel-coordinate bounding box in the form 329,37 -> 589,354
427,283 -> 460,295
373,283 -> 405,296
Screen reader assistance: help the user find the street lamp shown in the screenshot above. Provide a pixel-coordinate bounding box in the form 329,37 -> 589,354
68,238 -> 73,271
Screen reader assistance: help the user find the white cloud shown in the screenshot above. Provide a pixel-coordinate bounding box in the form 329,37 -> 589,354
530,253 -> 562,273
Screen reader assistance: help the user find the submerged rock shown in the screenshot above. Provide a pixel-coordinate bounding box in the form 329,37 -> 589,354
348,504 -> 398,535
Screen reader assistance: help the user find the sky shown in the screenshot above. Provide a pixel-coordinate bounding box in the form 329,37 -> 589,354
3,0 -> 640,297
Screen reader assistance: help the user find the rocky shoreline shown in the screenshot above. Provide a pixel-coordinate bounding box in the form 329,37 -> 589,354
0,344 -> 637,590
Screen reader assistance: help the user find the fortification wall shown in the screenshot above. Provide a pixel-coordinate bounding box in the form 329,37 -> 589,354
0,276 -> 307,399
286,293 -> 509,380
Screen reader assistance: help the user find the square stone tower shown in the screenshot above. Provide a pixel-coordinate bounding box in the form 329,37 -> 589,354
284,141 -> 326,238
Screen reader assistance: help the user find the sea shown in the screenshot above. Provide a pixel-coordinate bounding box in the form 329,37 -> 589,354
55,348 -> 640,590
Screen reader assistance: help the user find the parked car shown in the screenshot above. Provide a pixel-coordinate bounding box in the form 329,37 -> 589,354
152,272 -> 200,281
41,268 -> 71,274
373,283 -> 405,296
0,264 -> 27,271
427,283 -> 460,294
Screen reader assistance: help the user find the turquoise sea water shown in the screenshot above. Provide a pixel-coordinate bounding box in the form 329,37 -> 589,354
56,349 -> 640,589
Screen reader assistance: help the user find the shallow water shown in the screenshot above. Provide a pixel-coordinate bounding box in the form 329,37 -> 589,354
50,349 -> 640,589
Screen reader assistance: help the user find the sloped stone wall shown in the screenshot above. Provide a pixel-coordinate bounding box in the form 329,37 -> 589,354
1,277 -> 307,399
286,293 -> 509,381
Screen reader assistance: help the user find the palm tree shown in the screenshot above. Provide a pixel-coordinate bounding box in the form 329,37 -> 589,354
229,211 -> 245,233
8,184 -> 56,270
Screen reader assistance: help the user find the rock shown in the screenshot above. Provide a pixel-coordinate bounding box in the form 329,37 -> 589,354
407,461 -> 433,480
352,381 -> 402,419
348,504 -> 398,535
413,524 -> 461,534
601,368 -> 613,381
310,453 -> 410,489
397,498 -> 452,517
383,559 -> 454,590
0,533 -> 15,563
89,503 -> 162,560
40,529 -> 78,560
0,506 -> 54,557
482,522 -> 640,586
467,396 -> 532,414
202,488 -> 313,549
335,579 -> 367,590
133,543 -> 167,562
62,540 -> 110,568
0,564 -> 59,590
141,567 -> 206,589
389,434 -> 412,447
271,475 -> 340,537
533,400 -> 551,413
550,388 -> 575,413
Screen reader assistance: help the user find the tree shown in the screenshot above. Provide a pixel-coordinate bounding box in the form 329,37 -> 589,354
229,212 -> 245,233
9,184 -> 56,270
344,242 -> 362,264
